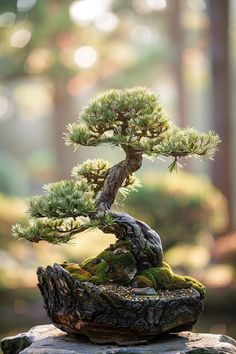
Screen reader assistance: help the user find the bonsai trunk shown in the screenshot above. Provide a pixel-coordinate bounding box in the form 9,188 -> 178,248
95,148 -> 163,268
95,148 -> 142,212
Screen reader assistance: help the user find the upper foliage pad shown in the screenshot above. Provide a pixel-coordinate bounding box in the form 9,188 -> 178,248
65,87 -> 169,151
65,87 -> 220,165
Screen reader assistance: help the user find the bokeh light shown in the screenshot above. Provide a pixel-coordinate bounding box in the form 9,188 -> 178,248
12,82 -> 53,120
0,12 -> 16,27
131,25 -> 153,44
10,29 -> 31,48
132,0 -> 167,14
146,0 -> 167,11
95,12 -> 119,32
0,86 -> 12,121
17,0 -> 37,12
187,0 -> 206,11
69,0 -> 111,25
0,95 -> 10,121
73,46 -> 98,69
25,48 -> 54,74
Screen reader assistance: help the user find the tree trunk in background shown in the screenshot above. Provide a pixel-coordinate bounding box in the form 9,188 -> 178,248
209,0 -> 232,231
169,0 -> 186,128
53,80 -> 75,180
169,0 -> 191,172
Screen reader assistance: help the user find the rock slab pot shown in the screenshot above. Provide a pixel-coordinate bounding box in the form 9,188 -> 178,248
36,263 -> 204,345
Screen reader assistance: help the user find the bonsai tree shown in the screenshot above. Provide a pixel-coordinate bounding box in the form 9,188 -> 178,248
12,88 -> 221,343
13,87 -> 220,295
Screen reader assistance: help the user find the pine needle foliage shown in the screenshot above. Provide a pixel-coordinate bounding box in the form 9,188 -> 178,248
72,159 -> 110,193
13,87 -> 220,245
27,180 -> 95,219
12,213 -> 114,244
65,87 -> 220,166
72,159 -> 141,196
65,87 -> 169,151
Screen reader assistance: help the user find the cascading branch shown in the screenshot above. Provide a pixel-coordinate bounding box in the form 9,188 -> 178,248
13,87 -> 220,295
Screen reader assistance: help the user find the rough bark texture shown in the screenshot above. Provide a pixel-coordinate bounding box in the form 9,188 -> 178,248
36,264 -> 203,345
94,147 -> 164,267
95,150 -> 142,212
109,212 -> 163,268
2,325 -> 236,354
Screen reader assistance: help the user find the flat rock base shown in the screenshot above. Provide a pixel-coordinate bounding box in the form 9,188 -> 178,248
36,264 -> 204,344
1,325 -> 236,354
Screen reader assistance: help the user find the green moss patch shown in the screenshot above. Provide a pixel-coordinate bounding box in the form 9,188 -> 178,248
61,249 -> 205,299
61,241 -> 137,286
134,263 -> 205,299
61,262 -> 91,282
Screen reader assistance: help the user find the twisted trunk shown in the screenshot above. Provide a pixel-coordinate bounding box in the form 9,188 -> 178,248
95,148 -> 163,268
95,149 -> 142,212
109,212 -> 163,268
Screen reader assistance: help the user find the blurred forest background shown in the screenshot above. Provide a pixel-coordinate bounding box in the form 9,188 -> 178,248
0,0 -> 236,344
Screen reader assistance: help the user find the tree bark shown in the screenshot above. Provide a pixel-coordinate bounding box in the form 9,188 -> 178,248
94,148 -> 163,267
95,150 -> 142,213
53,79 -> 75,180
108,212 -> 163,268
169,0 -> 186,128
209,0 -> 231,231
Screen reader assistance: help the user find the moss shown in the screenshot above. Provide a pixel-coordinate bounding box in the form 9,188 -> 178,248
80,257 -> 94,267
83,258 -> 110,283
60,256 -> 205,299
162,261 -> 172,271
66,241 -> 137,286
99,249 -> 135,267
183,275 -> 206,299
99,248 -> 137,285
108,240 -> 134,252
132,275 -> 153,288
90,275 -> 109,285
61,262 -> 91,282
140,263 -> 205,299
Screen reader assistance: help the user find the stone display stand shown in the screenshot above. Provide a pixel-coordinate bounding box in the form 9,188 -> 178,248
1,324 -> 236,354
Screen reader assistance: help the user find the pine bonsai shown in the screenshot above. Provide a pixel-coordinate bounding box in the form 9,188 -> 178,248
13,87 -> 220,295
13,88 -> 220,330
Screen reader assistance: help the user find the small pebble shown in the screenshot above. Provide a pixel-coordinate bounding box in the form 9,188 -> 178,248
131,287 -> 157,296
